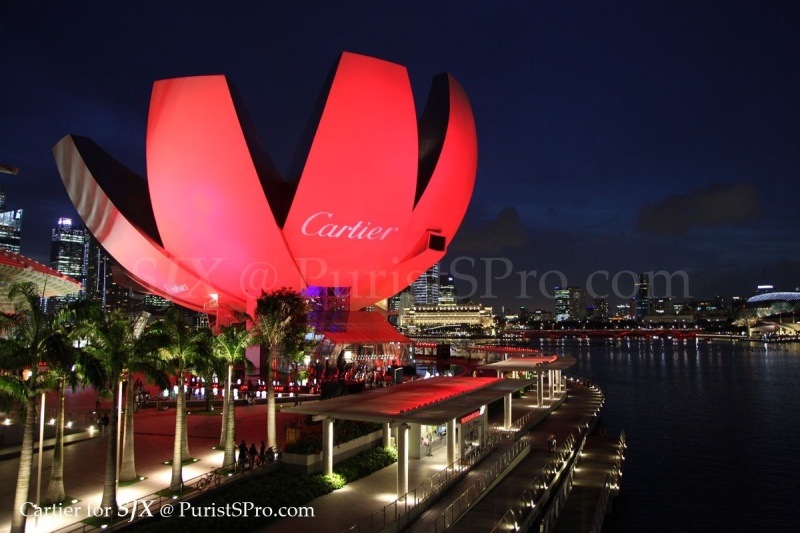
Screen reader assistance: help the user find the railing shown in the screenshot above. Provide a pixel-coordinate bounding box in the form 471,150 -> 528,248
588,429 -> 626,533
489,386 -> 568,439
489,433 -> 578,533
490,399 -> 602,533
431,439 -> 528,532
343,438 -> 509,533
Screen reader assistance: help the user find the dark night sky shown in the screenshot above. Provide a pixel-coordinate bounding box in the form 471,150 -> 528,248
2,1 -> 799,312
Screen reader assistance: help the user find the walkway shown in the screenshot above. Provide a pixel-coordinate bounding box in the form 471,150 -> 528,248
0,388 -> 304,533
416,385 -> 604,532
261,386 -> 572,533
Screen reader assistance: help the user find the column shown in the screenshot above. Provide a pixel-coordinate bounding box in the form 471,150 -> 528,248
322,416 -> 334,475
548,369 -> 554,399
382,422 -> 391,448
504,393 -> 512,430
446,418 -> 456,466
397,423 -> 409,498
537,372 -> 544,406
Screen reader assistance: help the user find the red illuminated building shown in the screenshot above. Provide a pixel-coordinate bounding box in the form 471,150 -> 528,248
54,52 -> 477,323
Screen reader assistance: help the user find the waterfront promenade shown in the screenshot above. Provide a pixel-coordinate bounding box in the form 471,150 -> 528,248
1,381 -> 619,532
0,390 -> 303,532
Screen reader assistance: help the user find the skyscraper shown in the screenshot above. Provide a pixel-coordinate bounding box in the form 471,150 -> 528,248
0,186 -> 23,253
555,286 -> 586,321
438,274 -> 456,304
636,273 -> 651,318
50,218 -> 87,282
413,262 -> 440,305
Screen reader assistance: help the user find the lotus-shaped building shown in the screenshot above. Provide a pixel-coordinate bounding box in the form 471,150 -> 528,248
54,52 -> 477,323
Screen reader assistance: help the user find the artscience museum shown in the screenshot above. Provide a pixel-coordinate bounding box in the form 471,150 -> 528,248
54,51 -> 478,324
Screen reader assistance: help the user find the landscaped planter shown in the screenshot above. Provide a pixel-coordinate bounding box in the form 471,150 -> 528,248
281,430 -> 383,474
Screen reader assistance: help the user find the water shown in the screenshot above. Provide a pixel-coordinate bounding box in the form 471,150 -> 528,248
538,337 -> 800,533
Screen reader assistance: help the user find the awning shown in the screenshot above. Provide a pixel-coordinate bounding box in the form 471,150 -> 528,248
478,355 -> 577,373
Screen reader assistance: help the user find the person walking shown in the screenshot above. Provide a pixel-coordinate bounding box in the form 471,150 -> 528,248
101,413 -> 110,436
249,442 -> 258,469
238,440 -> 248,470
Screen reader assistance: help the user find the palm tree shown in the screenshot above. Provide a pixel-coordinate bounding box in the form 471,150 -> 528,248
119,314 -> 170,482
0,282 -> 72,533
253,288 -> 308,449
76,308 -> 147,515
42,305 -> 106,505
212,323 -> 255,469
151,307 -> 213,492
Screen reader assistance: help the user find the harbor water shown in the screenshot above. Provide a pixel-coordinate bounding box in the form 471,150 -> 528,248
538,337 -> 800,532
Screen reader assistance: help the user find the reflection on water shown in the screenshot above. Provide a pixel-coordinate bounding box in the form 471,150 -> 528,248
545,338 -> 800,532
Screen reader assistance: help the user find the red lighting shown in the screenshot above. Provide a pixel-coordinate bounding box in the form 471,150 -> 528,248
54,52 -> 477,318
459,410 -> 481,424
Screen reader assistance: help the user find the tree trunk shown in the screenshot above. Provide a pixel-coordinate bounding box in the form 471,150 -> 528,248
219,388 -> 228,448
170,375 -> 185,492
43,384 -> 66,505
100,382 -> 119,515
222,364 -> 236,469
181,397 -> 190,460
120,380 -> 137,481
10,394 -> 36,533
267,346 -> 276,449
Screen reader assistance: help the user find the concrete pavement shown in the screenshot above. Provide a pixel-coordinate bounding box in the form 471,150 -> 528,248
0,386 -> 301,533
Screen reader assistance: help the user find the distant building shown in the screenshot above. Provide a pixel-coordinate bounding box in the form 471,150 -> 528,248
398,303 -> 494,333
50,218 -> 87,285
0,187 -> 23,253
413,262 -> 440,305
636,273 -> 651,318
593,297 -> 609,320
439,274 -> 456,304
555,286 -> 586,321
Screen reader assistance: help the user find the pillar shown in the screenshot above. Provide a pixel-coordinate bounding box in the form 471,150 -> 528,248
504,393 -> 512,430
322,416 -> 334,475
446,418 -> 456,466
397,423 -> 409,498
409,423 -> 422,459
537,372 -> 544,406
382,422 -> 391,448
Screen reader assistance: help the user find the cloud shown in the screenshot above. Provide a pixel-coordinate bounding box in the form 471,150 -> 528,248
637,183 -> 763,236
450,206 -> 529,253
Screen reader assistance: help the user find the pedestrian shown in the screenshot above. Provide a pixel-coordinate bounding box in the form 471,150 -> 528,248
101,413 -> 110,436
249,442 -> 258,469
238,440 -> 248,470
259,441 -> 266,463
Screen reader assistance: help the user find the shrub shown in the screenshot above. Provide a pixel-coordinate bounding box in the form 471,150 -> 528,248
283,420 -> 381,455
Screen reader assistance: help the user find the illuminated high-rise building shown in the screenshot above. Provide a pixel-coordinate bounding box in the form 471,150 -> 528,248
0,186 -> 23,253
413,262 -> 440,305
439,274 -> 456,304
50,218 -> 87,282
636,273 -> 651,318
593,297 -> 609,320
555,286 -> 586,321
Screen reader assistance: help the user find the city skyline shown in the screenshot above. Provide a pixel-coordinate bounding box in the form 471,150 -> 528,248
3,2 -> 799,312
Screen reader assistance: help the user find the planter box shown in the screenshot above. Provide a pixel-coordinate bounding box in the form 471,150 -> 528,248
281,430 -> 383,474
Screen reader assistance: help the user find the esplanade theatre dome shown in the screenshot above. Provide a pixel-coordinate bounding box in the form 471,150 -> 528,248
733,291 -> 800,325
